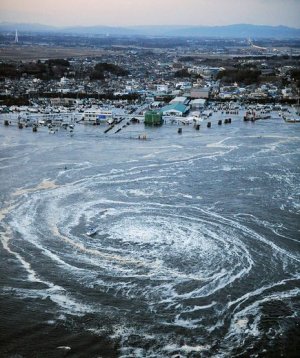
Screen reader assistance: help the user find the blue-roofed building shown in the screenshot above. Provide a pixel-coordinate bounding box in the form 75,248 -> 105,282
160,103 -> 189,117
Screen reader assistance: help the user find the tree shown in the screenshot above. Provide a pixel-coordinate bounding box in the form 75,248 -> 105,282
0,63 -> 18,78
291,69 -> 300,88
217,69 -> 261,85
174,69 -> 190,78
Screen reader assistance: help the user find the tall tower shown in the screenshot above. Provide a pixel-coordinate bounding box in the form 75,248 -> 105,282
14,29 -> 18,44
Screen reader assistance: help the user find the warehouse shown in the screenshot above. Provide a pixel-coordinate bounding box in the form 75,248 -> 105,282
190,99 -> 206,110
160,103 -> 189,117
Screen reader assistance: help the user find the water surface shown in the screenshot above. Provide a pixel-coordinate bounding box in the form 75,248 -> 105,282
0,113 -> 299,357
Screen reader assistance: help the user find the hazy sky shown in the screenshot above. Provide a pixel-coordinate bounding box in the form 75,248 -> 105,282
0,0 -> 300,28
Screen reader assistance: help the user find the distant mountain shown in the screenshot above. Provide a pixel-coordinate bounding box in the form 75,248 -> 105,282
129,24 -> 300,38
0,22 -> 57,33
62,25 -> 138,36
154,24 -> 300,38
0,22 -> 299,38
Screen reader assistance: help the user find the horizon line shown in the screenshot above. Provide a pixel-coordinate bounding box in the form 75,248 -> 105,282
0,21 -> 300,30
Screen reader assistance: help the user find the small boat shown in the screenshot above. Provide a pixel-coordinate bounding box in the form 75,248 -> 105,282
86,227 -> 97,236
283,116 -> 300,123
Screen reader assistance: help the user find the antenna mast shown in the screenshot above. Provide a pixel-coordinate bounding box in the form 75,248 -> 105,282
14,29 -> 19,43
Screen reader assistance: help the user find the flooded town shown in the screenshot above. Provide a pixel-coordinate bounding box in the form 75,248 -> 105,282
1,33 -> 300,133
1,18 -> 300,358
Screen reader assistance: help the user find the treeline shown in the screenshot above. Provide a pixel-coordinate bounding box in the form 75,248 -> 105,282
0,59 -> 70,80
0,60 -> 129,81
174,69 -> 190,78
0,92 -> 140,106
217,67 -> 300,87
291,69 -> 300,88
45,59 -> 70,67
0,64 -> 18,78
0,95 -> 30,106
39,92 -> 140,100
178,56 -> 197,62
90,62 -> 129,80
174,68 -> 202,79
217,69 -> 261,85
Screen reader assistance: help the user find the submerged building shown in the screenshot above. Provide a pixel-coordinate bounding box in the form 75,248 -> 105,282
83,110 -> 113,124
144,110 -> 163,125
160,103 -> 189,117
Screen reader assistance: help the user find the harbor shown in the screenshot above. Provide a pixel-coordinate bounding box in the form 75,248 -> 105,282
2,101 -> 299,139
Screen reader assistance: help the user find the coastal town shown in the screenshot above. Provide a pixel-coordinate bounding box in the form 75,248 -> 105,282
1,1 -> 300,356
1,33 -> 300,130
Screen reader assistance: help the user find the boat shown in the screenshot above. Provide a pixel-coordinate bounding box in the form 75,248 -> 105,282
283,116 -> 300,123
282,106 -> 300,123
86,227 -> 97,236
244,111 -> 271,121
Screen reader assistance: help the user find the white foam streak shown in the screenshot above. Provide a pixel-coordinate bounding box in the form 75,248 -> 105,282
226,287 -> 300,342
199,207 -> 300,263
228,277 -> 300,311
1,228 -> 40,283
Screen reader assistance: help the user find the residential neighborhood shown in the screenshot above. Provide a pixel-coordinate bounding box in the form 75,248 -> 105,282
0,35 -> 299,120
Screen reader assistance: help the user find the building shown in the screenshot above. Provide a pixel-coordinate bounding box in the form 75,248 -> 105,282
175,82 -> 192,90
190,87 -> 211,99
50,98 -> 76,106
160,103 -> 189,117
170,96 -> 189,105
144,110 -> 163,125
156,85 -> 169,93
83,110 -> 113,124
190,99 -> 206,110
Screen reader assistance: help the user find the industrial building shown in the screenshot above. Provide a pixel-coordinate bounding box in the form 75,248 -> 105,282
190,87 -> 211,99
160,103 -> 189,116
170,96 -> 190,105
144,110 -> 163,125
190,98 -> 206,110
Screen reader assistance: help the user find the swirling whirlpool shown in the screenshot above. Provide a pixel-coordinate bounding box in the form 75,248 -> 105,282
3,163 -> 300,357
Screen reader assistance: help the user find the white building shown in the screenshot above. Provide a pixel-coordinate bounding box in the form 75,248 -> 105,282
83,110 -> 113,124
170,96 -> 189,105
157,84 -> 169,93
176,81 -> 192,90
190,99 -> 206,110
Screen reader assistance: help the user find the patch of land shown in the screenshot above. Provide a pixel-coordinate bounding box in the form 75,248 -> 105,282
0,45 -> 106,61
